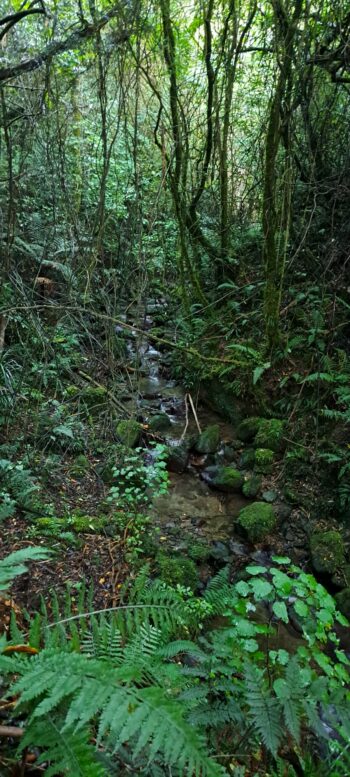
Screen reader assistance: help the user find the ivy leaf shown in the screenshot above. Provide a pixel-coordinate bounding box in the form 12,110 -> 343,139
235,581 -> 250,597
294,600 -> 309,618
250,579 -> 273,600
271,556 -> 290,565
272,601 -> 288,623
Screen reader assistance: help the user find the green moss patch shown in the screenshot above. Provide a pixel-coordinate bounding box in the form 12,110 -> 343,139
236,501 -> 276,542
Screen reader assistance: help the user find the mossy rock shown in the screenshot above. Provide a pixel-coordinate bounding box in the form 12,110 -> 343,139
167,442 -> 189,473
236,501 -> 276,543
116,419 -> 141,448
254,448 -> 274,474
195,425 -> 221,454
210,466 -> 244,493
255,418 -> 284,452
81,386 -> 107,409
236,417 -> 261,443
156,553 -> 199,591
242,474 -> 262,499
239,448 -> 256,469
187,541 -> 211,562
148,413 -> 172,432
70,514 -> 109,533
200,380 -> 243,424
334,588 -> 350,620
310,530 -> 345,575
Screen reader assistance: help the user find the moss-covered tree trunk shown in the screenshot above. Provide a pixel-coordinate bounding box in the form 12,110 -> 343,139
263,0 -> 303,351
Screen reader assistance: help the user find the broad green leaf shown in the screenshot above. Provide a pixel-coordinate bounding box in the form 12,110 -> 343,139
272,601 -> 288,623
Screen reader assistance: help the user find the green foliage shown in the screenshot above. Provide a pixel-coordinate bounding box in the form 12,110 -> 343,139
108,444 -> 169,510
0,457 -> 40,519
1,558 -> 349,775
0,546 -> 50,593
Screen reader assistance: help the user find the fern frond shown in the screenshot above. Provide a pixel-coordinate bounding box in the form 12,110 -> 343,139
7,650 -> 222,777
244,661 -> 282,755
20,718 -> 106,777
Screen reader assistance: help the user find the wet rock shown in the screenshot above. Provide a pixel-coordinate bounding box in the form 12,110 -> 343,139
116,419 -> 141,448
200,380 -> 244,424
254,448 -> 274,474
195,424 -> 221,454
274,502 -> 293,522
209,541 -> 232,562
310,530 -> 346,574
238,448 -> 256,468
236,417 -> 261,443
148,412 -> 172,432
261,489 -> 278,503
167,442 -> 190,473
335,588 -> 350,619
255,418 -> 284,452
242,474 -> 262,499
202,465 -> 243,493
236,502 -> 276,543
223,444 -> 240,462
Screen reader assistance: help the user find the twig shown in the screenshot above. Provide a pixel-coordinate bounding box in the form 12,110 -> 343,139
188,393 -> 202,434
0,725 -> 24,738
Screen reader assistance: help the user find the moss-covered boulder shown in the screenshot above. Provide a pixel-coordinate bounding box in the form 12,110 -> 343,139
236,417 -> 261,443
195,424 -> 221,454
81,386 -> 107,411
335,588 -> 350,620
242,474 -> 262,499
116,419 -> 141,448
236,502 -> 276,542
239,448 -> 256,469
255,418 -> 284,452
255,448 -> 274,473
205,466 -> 244,493
310,530 -> 346,575
167,442 -> 190,473
148,413 -> 172,432
156,553 -> 199,591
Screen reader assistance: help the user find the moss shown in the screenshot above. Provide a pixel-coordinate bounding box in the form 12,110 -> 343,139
148,413 -> 172,432
211,466 -> 244,493
236,417 -> 261,443
195,424 -> 221,454
255,448 -> 274,473
236,501 -> 276,542
242,474 -> 262,499
255,418 -> 284,452
310,530 -> 345,575
187,541 -> 211,562
70,515 -> 109,533
116,420 -> 141,448
156,553 -> 199,591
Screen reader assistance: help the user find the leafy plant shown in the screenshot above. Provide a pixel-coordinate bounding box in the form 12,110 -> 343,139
0,457 -> 40,520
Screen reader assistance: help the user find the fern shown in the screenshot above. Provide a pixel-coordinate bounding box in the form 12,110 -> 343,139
244,661 -> 282,755
0,649 -> 222,777
20,718 -> 106,777
0,547 -> 50,592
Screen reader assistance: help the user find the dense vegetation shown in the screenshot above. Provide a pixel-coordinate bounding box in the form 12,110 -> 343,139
1,0 -> 350,774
